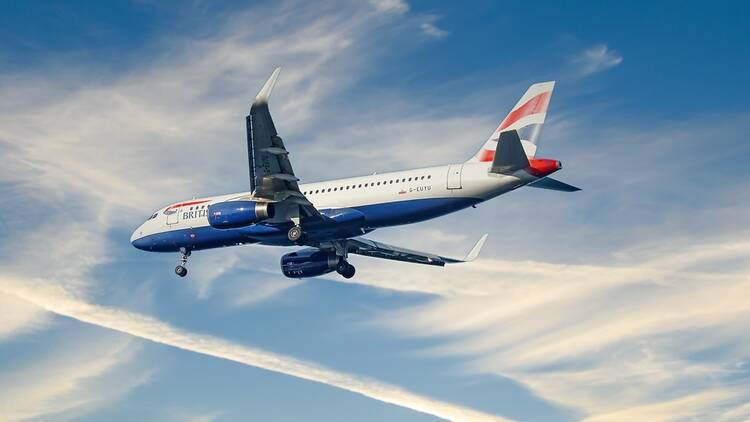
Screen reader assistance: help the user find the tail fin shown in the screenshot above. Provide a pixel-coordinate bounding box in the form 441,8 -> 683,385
468,81 -> 555,163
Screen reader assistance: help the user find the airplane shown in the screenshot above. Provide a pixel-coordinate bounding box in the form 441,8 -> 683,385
131,68 -> 579,279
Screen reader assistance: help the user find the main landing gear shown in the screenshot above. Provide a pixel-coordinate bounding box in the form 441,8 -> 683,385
287,224 -> 306,245
336,259 -> 355,279
175,247 -> 190,277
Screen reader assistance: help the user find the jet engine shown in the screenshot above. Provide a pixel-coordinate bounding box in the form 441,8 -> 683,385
208,200 -> 275,229
280,249 -> 339,278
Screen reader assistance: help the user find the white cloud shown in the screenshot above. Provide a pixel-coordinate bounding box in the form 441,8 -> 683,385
369,0 -> 409,15
572,44 -> 623,77
0,334 -> 151,421
420,16 -> 449,39
0,276 -> 509,422
583,389 -> 743,422
0,292 -> 48,339
362,229 -> 750,420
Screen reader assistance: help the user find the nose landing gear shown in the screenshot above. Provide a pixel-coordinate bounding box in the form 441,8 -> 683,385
175,248 -> 190,277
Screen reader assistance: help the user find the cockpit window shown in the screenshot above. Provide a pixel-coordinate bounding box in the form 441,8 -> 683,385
148,212 -> 158,220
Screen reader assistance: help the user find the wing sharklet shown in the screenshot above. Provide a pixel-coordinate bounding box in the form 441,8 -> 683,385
443,233 -> 488,263
254,67 -> 281,106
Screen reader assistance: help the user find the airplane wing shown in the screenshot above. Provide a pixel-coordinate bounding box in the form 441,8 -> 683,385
344,234 -> 488,266
247,68 -> 320,218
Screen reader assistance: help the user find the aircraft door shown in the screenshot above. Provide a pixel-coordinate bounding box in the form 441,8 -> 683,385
447,164 -> 463,189
166,208 -> 179,225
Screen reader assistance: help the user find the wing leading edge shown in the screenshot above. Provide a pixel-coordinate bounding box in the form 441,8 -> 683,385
344,234 -> 488,266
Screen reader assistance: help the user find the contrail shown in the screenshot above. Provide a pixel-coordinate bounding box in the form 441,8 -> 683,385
0,277 -> 509,422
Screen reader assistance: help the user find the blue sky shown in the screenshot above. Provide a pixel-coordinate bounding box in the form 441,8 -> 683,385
1,1 -> 749,421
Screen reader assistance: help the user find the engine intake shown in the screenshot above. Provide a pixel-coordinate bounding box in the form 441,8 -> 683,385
208,200 -> 275,229
280,249 -> 339,278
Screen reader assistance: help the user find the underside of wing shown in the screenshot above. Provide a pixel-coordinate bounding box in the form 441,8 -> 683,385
344,234 -> 488,266
246,68 -> 320,218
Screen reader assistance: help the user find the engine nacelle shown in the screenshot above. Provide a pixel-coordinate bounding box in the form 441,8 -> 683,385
280,248 -> 339,278
207,200 -> 275,229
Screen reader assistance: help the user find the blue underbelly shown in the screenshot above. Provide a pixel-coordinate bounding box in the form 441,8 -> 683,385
356,197 -> 480,227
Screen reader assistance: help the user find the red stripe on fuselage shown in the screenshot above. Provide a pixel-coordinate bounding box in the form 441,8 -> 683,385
478,149 -> 495,162
497,91 -> 551,132
166,199 -> 210,211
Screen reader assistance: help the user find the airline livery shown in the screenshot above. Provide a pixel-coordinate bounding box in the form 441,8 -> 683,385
131,68 -> 579,278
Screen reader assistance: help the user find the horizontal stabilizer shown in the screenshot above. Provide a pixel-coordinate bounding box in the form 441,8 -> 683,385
528,177 -> 581,192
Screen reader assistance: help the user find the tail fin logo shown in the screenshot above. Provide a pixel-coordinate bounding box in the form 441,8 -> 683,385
495,91 -> 551,133
467,81 -> 555,163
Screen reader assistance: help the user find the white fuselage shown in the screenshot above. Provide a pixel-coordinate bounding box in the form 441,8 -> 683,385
131,161 -> 534,246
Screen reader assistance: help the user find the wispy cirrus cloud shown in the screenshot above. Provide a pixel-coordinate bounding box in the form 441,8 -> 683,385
0,334 -> 151,422
369,0 -> 409,15
571,44 -> 623,77
0,276 -> 510,422
420,16 -> 449,39
354,229 -> 750,420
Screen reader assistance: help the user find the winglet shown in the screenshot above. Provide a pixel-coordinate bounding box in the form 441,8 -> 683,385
463,233 -> 488,261
254,67 -> 281,106
444,233 -> 488,264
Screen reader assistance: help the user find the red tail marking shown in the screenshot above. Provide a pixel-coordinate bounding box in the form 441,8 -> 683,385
478,149 -> 495,162
527,158 -> 561,177
497,91 -> 551,132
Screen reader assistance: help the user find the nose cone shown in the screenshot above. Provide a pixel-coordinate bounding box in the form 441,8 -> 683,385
131,225 -> 148,250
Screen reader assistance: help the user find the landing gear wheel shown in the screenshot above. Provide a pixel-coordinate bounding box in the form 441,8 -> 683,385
336,261 -> 355,279
288,225 -> 303,242
175,247 -> 190,277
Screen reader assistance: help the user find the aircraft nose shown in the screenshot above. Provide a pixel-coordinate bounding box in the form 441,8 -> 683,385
131,226 -> 147,250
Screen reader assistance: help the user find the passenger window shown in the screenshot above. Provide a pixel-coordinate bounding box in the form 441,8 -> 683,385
358,184 -> 362,188
428,175 -> 431,179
